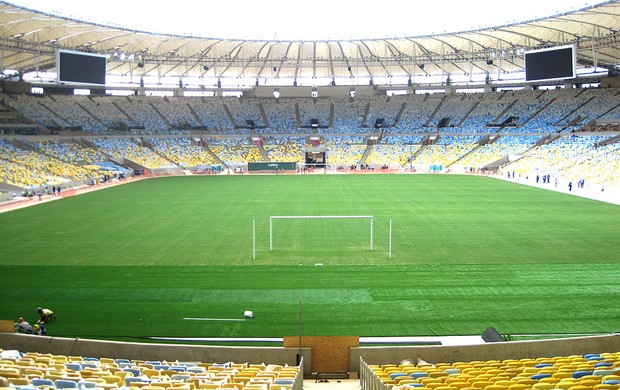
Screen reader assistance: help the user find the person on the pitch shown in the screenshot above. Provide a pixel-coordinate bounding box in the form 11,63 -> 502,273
37,307 -> 56,323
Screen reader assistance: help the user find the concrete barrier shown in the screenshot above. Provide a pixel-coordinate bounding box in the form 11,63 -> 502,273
0,333 -> 312,374
349,334 -> 620,372
1,332 -> 618,378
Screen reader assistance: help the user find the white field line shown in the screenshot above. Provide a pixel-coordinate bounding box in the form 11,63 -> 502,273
183,317 -> 246,322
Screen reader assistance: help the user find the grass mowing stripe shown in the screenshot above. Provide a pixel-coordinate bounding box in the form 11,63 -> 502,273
0,175 -> 618,343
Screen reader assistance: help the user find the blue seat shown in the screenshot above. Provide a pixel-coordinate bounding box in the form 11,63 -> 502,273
594,369 -> 615,376
274,380 -> 294,385
124,377 -> 149,387
56,380 -> 79,389
390,372 -> 407,380
171,374 -> 191,382
79,380 -> 98,390
531,374 -> 551,380
535,363 -> 553,368
594,362 -> 613,368
32,378 -> 55,387
603,380 -> 620,386
169,366 -> 187,372
66,363 -> 83,371
123,368 -> 141,377
405,384 -> 424,388
154,365 -> 170,371
572,370 -> 593,379
410,372 -> 429,379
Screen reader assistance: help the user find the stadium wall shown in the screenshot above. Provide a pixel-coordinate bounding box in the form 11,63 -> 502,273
1,333 -> 618,376
0,333 -> 311,373
350,334 -> 620,372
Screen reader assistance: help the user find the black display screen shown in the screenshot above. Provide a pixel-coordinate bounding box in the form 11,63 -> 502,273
525,45 -> 575,82
57,50 -> 107,85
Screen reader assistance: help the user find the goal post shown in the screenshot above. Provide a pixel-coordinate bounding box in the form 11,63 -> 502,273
269,215 -> 374,252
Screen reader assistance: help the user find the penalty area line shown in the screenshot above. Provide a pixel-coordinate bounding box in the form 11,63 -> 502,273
183,317 -> 246,322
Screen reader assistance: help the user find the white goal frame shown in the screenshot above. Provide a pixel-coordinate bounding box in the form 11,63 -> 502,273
269,215 -> 374,252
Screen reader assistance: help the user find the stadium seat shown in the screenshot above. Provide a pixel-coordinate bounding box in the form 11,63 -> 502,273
531,383 -> 556,390
56,380 -> 80,389
8,378 -> 30,386
32,378 -> 55,387
125,377 -> 150,387
67,363 -> 84,371
507,384 -> 531,390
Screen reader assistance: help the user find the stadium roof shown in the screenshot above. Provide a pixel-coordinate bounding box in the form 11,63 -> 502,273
0,0 -> 619,87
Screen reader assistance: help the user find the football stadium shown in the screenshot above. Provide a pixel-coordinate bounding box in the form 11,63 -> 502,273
0,0 -> 619,388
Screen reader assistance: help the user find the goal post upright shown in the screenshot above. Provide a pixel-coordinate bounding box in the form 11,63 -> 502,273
370,217 -> 373,251
269,215 -> 374,252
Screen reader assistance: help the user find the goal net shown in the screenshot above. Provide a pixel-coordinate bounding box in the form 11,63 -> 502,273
269,215 -> 374,252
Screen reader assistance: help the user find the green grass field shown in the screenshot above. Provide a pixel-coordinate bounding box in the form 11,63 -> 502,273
0,174 -> 618,343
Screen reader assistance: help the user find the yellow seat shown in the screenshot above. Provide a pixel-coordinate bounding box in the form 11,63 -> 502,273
8,378 -> 30,386
593,385 -> 618,390
0,367 -> 21,378
556,381 -> 579,390
168,386 -> 192,390
102,375 -> 124,387
469,381 -> 493,390
484,385 -> 508,390
507,384 -> 531,390
434,386 -> 458,390
143,369 -> 160,378
221,383 -> 243,390
538,377 -> 560,385
426,383 -> 448,390
494,381 -> 517,387
532,383 -> 555,390
581,380 -> 602,388
451,382 -> 474,390
421,378 -> 443,385
398,380 -> 422,385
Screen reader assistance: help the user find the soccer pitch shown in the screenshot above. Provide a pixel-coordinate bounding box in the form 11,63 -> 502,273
0,174 -> 618,343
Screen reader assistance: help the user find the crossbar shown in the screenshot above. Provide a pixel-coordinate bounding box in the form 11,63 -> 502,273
271,215 -> 374,219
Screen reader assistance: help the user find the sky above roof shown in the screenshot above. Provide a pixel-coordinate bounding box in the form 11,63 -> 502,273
8,0 -> 604,40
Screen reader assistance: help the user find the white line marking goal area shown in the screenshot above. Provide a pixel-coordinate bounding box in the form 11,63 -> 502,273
183,317 -> 246,322
268,215 -> 374,252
